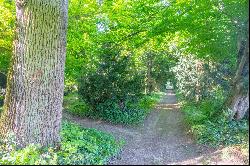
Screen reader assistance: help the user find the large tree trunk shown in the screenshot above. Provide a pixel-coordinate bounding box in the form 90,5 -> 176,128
0,0 -> 68,148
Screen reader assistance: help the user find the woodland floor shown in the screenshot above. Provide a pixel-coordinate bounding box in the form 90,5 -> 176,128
63,90 -> 248,165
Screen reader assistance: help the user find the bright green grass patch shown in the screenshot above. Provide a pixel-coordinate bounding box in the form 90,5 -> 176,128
0,121 -> 124,165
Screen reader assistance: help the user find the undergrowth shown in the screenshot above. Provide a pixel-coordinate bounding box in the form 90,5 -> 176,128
64,92 -> 163,125
0,121 -> 124,165
181,99 -> 249,147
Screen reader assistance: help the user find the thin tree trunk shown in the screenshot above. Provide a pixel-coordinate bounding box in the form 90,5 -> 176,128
195,61 -> 203,102
146,53 -> 153,94
0,0 -> 68,147
227,20 -> 249,120
228,48 -> 249,120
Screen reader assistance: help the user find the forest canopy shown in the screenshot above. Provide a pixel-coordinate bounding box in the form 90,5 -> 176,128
0,0 -> 249,165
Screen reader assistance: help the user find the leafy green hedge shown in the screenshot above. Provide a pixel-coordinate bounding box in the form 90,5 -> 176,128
0,121 -> 124,165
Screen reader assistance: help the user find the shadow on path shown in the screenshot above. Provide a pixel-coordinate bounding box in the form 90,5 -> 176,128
63,90 -> 246,165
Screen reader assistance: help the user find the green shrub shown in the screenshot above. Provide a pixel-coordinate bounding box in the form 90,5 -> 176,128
181,96 -> 249,147
182,95 -> 225,125
76,44 -> 165,125
137,93 -> 162,110
84,93 -> 162,125
63,92 -> 160,125
191,118 -> 249,147
57,121 -> 124,165
64,79 -> 78,96
89,105 -> 146,125
63,93 -> 89,117
0,121 -> 124,165
78,45 -> 144,117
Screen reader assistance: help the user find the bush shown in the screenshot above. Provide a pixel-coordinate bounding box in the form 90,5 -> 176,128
66,92 -> 161,125
137,93 -> 162,110
191,118 -> 249,147
171,55 -> 234,103
87,92 -> 161,125
0,73 -> 6,107
89,105 -> 146,125
63,93 -> 89,117
181,96 -> 249,147
63,92 -> 160,125
78,46 -> 144,112
182,97 -> 224,126
77,45 -> 150,124
0,121 -> 124,165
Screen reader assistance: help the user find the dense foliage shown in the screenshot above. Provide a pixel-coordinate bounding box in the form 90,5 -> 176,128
180,97 -> 248,146
165,0 -> 249,147
0,121 -> 123,165
0,0 -> 249,159
0,0 -> 14,75
78,44 -> 144,113
64,91 -> 162,125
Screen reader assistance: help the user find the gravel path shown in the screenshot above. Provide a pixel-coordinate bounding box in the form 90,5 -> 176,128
63,90 -> 247,165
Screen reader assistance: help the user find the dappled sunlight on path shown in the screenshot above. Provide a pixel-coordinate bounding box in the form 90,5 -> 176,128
63,90 -> 247,165
155,103 -> 180,110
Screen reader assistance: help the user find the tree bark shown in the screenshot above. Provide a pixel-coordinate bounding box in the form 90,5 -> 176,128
227,20 -> 249,120
0,0 -> 68,147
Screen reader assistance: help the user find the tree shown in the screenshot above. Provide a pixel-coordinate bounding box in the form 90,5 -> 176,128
0,0 -> 15,75
227,20 -> 249,120
0,0 -> 68,148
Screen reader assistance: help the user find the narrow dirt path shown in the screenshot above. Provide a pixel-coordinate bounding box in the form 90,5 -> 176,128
63,90 -> 246,165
